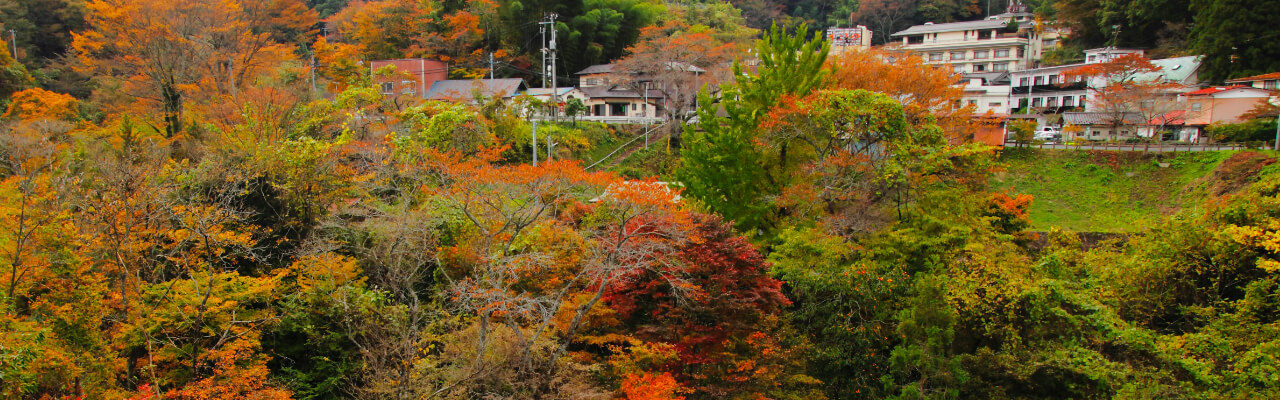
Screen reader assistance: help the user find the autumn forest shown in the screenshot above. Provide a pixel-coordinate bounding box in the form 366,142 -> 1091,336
0,0 -> 1279,399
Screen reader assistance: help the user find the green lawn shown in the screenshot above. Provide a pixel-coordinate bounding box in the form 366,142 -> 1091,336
994,148 -> 1234,232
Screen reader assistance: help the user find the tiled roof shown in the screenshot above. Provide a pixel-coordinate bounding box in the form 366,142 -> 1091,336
425,79 -> 526,100
1148,110 -> 1186,125
892,19 -> 1009,36
576,64 -> 616,75
1063,112 -> 1144,125
577,62 -> 706,75
1186,85 -> 1250,96
1227,71 -> 1280,83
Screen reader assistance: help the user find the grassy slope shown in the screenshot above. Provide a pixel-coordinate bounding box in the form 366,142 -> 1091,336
994,148 -> 1232,232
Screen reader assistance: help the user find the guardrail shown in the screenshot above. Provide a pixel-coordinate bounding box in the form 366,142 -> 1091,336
531,116 -> 664,125
585,122 -> 672,170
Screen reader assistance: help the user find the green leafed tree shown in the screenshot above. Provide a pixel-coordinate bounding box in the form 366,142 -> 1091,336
677,23 -> 827,237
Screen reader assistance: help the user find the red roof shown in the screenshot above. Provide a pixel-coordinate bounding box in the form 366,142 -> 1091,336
1227,72 -> 1280,83
1148,110 -> 1185,125
1186,85 -> 1250,96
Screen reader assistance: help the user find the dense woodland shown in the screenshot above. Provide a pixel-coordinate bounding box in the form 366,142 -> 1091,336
2,0 -> 1280,399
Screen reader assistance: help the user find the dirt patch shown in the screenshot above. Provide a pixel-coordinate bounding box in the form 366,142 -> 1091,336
1026,231 -> 1130,252
1204,151 -> 1275,196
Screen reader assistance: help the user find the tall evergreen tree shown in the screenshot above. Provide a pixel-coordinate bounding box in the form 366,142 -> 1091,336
677,23 -> 828,237
1189,0 -> 1280,81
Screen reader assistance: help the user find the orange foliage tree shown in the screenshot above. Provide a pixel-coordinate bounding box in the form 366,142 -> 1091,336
2,88 -> 78,121
323,0 -> 490,73
72,0 -> 313,137
826,48 -> 977,142
619,372 -> 688,400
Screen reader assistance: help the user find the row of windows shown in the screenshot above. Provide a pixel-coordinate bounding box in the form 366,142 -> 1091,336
958,100 -> 1004,108
1017,74 -> 1085,86
954,63 -> 1010,73
380,80 -> 418,95
1019,95 -> 1078,108
929,48 -> 1018,62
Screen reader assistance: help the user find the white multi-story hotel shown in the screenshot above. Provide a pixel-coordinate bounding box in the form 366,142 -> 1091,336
888,2 -> 1057,74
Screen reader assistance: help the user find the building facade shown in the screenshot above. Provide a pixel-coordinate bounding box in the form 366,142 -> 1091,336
1184,86 -> 1275,127
960,72 -> 1013,115
370,58 -> 449,98
827,26 -> 873,55
889,2 -> 1053,74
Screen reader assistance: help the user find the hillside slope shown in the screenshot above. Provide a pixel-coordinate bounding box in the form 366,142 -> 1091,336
994,149 -> 1274,232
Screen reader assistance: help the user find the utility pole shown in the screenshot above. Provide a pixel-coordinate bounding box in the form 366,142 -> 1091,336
538,14 -> 559,119
550,13 -> 558,119
532,120 -> 539,166
228,57 -> 236,96
539,24 -> 547,88
309,50 -> 316,94
547,135 -> 557,161
8,30 -> 15,59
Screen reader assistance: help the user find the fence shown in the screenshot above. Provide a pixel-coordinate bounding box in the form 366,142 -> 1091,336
1004,141 -> 1251,152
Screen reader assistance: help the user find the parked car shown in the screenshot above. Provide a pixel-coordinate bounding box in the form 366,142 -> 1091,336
1033,126 -> 1062,142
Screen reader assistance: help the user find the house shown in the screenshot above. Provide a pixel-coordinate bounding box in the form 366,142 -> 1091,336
960,72 -> 1012,114
1081,48 -> 1145,65
1137,110 -> 1198,141
577,64 -> 624,88
524,87 -> 588,105
1183,85 -> 1275,135
1226,72 -> 1280,90
889,1 -> 1056,74
1062,111 -> 1146,141
578,85 -> 665,119
826,25 -> 873,55
574,63 -> 707,120
370,58 -> 449,98
425,78 -> 527,102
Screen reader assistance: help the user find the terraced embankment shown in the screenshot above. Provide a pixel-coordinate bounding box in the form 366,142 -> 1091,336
994,148 -> 1275,232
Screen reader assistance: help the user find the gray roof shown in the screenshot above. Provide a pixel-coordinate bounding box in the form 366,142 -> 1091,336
576,64 -> 616,75
962,71 -> 1011,84
892,19 -> 1009,36
523,87 -> 576,96
426,79 -> 526,100
1063,112 -> 1144,126
579,85 -> 665,100
577,62 -> 706,75
1133,56 -> 1201,84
